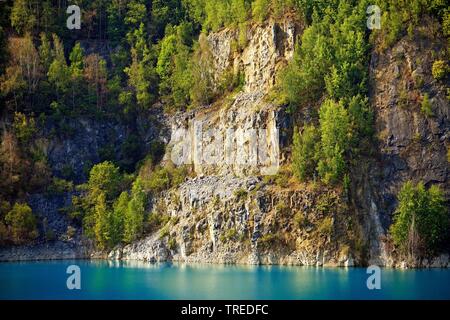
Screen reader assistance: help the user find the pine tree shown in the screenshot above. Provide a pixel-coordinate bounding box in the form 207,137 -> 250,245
123,178 -> 146,243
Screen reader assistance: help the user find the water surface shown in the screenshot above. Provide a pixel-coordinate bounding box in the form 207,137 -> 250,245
1,260 -> 449,299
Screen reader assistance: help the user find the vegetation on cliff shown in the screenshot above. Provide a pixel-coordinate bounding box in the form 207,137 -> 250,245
0,0 -> 448,259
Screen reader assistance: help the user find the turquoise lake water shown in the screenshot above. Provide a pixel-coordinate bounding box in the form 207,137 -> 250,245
1,260 -> 450,299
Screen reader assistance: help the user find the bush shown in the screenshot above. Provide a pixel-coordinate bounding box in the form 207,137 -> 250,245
168,236 -> 177,250
431,60 -> 447,80
293,211 -> 307,228
258,233 -> 277,247
5,203 -> 38,244
220,228 -> 237,242
45,228 -> 56,241
443,10 -> 450,37
421,94 -> 433,117
147,211 -> 170,231
159,225 -> 170,239
233,188 -> 248,201
317,216 -> 333,236
13,112 -> 37,144
389,181 -> 448,256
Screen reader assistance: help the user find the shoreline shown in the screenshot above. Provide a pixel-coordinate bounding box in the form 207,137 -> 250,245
1,242 -> 449,269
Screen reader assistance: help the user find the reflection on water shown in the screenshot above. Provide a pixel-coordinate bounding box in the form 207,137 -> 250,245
0,260 -> 449,300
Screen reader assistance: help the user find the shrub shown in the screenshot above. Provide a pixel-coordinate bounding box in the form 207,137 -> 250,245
159,225 -> 170,239
252,0 -> 270,22
443,10 -> 450,37
389,181 -> 448,256
168,236 -> 177,250
233,188 -> 248,201
13,112 -> 37,144
147,211 -> 170,232
447,146 -> 450,163
45,228 -> 56,241
421,94 -> 433,117
275,202 -> 290,217
431,60 -> 447,80
317,216 -> 333,236
220,228 -> 237,242
144,164 -> 188,193
293,211 -> 307,228
258,233 -> 277,247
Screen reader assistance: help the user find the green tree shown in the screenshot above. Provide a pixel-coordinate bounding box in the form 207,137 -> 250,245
252,0 -> 271,22
107,0 -> 130,43
124,23 -> 158,109
38,33 -> 53,72
93,192 -> 112,250
292,124 -> 320,181
281,21 -> 332,107
11,0 -> 36,35
82,162 -> 124,248
69,42 -> 85,109
123,177 -> 146,243
111,191 -> 130,245
48,34 -> 70,96
13,112 -> 37,144
390,181 -> 448,257
151,0 -> 185,39
125,1 -> 147,28
5,203 -> 38,244
87,161 -> 122,201
157,23 -> 193,108
347,95 -> 373,150
317,99 -> 351,184
69,43 -> 84,79
190,33 -> 216,106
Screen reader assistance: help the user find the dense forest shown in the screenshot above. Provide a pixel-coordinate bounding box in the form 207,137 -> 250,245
0,0 -> 448,261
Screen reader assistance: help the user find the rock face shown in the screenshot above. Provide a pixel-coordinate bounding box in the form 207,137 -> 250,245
2,16 -> 448,268
167,17 -> 299,177
0,107 -> 167,262
112,17 -> 363,266
208,15 -> 299,93
43,112 -> 165,184
114,19 -> 449,268
355,30 -> 449,266
112,175 -> 360,266
167,92 -> 285,177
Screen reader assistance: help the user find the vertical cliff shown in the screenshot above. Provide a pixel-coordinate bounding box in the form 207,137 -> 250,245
110,15 -> 449,268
